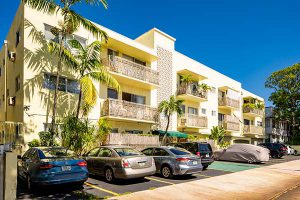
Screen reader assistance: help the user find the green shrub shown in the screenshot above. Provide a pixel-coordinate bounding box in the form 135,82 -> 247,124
28,139 -> 41,147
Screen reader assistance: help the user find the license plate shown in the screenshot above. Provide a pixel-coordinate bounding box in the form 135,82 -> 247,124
205,154 -> 209,158
192,161 -> 198,165
61,166 -> 71,171
139,162 -> 146,167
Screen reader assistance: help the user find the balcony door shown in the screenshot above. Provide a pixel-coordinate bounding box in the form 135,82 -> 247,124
218,113 -> 225,122
122,92 -> 146,105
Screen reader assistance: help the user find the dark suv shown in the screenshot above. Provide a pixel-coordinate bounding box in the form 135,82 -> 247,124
169,142 -> 214,169
258,143 -> 288,158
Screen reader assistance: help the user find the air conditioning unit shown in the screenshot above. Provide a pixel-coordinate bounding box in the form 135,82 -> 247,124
8,51 -> 16,62
8,96 -> 15,106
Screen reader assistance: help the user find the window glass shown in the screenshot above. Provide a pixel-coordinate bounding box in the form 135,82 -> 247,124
15,75 -> 21,92
122,92 -> 145,104
125,130 -> 143,134
199,144 -> 212,152
201,108 -> 206,115
134,58 -> 146,66
244,119 -> 250,125
114,148 -> 142,157
181,105 -> 186,114
99,148 -> 113,157
169,147 -> 192,155
122,54 -> 134,62
58,77 -> 66,92
16,29 -> 20,47
43,73 -> 56,90
153,148 -> 169,156
218,113 -> 225,121
39,148 -> 74,159
67,79 -> 80,94
188,107 -> 198,115
111,128 -> 119,133
108,88 -> 118,99
212,111 -> 216,116
88,148 -> 100,156
141,148 -> 153,156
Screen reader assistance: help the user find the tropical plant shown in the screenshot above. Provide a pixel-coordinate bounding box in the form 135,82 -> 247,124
198,83 -> 211,92
24,0 -> 108,142
28,139 -> 41,148
60,114 -> 95,155
209,126 -> 225,148
265,63 -> 300,144
180,74 -> 195,89
66,39 -> 120,118
96,118 -> 112,145
158,95 -> 184,144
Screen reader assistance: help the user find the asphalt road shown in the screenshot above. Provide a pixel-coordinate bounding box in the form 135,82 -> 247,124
17,155 -> 300,200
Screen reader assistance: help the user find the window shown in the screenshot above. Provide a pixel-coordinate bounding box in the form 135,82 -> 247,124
122,54 -> 146,66
99,148 -> 112,157
257,121 -> 263,127
188,107 -> 198,115
244,119 -> 250,125
212,110 -> 216,116
107,88 -> 118,99
211,87 -> 216,93
153,148 -> 169,156
141,148 -> 153,156
218,113 -> 225,121
88,148 -> 100,157
111,128 -> 119,133
43,123 -> 62,133
114,148 -> 142,157
201,108 -> 206,115
266,119 -> 270,128
181,105 -> 186,113
16,29 -> 20,47
15,75 -> 21,92
169,148 -> 191,155
43,73 -> 79,94
122,92 -> 145,104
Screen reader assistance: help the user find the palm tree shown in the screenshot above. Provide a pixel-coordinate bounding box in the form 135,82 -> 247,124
24,0 -> 109,140
180,74 -> 194,90
67,39 -> 120,118
198,83 -> 211,92
158,95 -> 184,144
209,126 -> 225,147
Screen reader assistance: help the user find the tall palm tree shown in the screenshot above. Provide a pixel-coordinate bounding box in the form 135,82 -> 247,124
67,39 -> 120,118
23,0 -> 109,139
158,95 -> 184,144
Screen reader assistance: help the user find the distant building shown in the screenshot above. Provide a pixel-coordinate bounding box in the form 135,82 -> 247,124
265,107 -> 289,143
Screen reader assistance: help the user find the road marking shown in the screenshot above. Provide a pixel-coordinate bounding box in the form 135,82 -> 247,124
194,174 -> 212,178
145,177 -> 175,185
84,182 -> 120,196
268,182 -> 300,200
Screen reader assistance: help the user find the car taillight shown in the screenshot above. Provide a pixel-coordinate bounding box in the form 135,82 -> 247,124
39,164 -> 54,170
176,157 -> 190,162
152,158 -> 155,166
196,152 -> 201,157
77,161 -> 87,167
280,147 -> 287,151
122,160 -> 131,168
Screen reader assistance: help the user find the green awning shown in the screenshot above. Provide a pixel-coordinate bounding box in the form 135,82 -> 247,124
155,130 -> 188,139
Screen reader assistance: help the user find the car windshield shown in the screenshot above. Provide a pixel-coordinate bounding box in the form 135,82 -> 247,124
199,144 -> 212,151
39,148 -> 74,159
114,148 -> 143,157
169,147 -> 192,155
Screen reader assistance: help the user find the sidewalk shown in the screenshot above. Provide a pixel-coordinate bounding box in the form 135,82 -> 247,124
112,159 -> 300,200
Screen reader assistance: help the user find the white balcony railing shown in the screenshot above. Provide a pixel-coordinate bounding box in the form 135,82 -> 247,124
179,114 -> 208,128
218,96 -> 240,109
177,85 -> 208,100
243,106 -> 264,116
244,125 -> 264,135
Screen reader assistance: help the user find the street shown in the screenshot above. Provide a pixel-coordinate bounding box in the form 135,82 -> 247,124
17,155 -> 300,199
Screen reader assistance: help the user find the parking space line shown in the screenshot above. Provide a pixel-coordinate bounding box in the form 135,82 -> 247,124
145,177 -> 175,185
194,174 -> 212,178
84,182 -> 120,196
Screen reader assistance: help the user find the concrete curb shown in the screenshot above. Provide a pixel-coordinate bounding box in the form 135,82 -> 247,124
111,159 -> 300,200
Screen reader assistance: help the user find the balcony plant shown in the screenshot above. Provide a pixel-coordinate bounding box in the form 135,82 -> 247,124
209,126 -> 225,149
180,74 -> 195,91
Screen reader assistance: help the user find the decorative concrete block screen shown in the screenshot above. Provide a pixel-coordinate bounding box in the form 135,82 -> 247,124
108,133 -> 160,150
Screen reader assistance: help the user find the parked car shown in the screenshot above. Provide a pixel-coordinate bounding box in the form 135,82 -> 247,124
84,146 -> 156,182
169,142 -> 214,170
214,144 -> 270,163
141,146 -> 203,178
283,144 -> 298,155
18,147 -> 88,190
258,143 -> 288,158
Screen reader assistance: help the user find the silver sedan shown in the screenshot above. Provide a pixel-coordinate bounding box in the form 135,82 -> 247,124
141,146 -> 203,178
85,146 -> 156,182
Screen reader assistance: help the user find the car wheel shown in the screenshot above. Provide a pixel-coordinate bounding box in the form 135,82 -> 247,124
105,168 -> 114,183
202,165 -> 208,170
161,165 -> 173,178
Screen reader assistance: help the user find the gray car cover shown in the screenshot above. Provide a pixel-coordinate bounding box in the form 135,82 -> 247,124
214,144 -> 270,163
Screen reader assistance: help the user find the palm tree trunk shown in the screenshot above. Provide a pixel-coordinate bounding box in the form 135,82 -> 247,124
76,86 -> 82,119
162,114 -> 170,145
50,36 -> 64,144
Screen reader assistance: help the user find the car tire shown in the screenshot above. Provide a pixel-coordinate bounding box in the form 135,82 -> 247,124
202,165 -> 208,170
161,165 -> 173,179
104,168 -> 114,183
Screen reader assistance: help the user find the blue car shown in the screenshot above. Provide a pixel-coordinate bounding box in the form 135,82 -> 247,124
18,147 -> 88,190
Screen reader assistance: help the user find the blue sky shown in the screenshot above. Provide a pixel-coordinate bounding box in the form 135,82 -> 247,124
1,0 -> 300,106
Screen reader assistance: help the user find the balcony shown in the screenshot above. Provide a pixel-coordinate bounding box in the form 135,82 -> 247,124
177,85 -> 208,102
244,125 -> 264,135
243,106 -> 264,117
218,115 -> 240,132
179,114 -> 208,129
101,98 -> 158,123
218,97 -> 240,110
102,56 -> 159,89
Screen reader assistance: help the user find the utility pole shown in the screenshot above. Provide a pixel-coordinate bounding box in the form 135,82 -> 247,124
3,40 -> 8,146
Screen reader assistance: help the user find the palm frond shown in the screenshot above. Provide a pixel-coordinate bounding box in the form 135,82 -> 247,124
67,39 -> 84,52
23,0 -> 58,14
80,76 -> 98,106
68,10 -> 108,41
86,41 -> 102,60
48,41 -> 78,70
24,19 -> 46,45
87,69 -> 120,92
84,0 -> 108,9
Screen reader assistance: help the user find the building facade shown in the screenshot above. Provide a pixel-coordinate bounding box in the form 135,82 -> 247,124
0,3 -> 265,149
265,107 -> 289,143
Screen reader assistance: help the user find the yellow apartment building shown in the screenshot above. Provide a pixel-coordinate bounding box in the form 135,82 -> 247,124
0,2 -> 265,149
